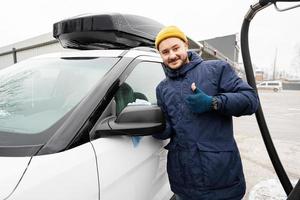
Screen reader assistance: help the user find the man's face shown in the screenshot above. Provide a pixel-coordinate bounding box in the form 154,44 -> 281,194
158,37 -> 189,70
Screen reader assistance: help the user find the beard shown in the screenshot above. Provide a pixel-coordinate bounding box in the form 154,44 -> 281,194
167,53 -> 189,70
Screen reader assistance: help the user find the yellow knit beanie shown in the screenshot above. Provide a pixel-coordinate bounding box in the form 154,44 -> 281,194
155,26 -> 188,49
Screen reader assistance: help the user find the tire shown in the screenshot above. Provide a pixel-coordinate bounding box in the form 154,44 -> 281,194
273,88 -> 279,92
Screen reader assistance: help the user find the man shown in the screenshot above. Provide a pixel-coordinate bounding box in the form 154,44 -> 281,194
153,26 -> 259,200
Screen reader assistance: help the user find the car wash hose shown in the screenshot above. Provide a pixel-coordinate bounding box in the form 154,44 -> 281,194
240,0 -> 300,199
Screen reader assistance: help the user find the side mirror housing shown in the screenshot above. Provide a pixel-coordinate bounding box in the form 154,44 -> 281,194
95,105 -> 165,137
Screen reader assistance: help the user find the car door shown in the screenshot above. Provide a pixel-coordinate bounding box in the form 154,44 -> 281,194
90,58 -> 172,200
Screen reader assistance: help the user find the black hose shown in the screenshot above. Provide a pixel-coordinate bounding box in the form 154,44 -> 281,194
260,0 -> 300,5
287,179 -> 300,200
240,18 -> 293,195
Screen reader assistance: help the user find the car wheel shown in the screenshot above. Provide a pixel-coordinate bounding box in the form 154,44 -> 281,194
273,88 -> 279,92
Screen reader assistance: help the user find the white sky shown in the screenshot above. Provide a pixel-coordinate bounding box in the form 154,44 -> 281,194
1,0 -> 300,76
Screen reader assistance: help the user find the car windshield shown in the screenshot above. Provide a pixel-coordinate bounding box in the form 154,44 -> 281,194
0,56 -> 118,134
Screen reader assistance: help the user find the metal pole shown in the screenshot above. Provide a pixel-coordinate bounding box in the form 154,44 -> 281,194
12,48 -> 17,63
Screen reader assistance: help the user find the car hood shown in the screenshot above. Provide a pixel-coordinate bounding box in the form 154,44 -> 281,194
0,156 -> 31,199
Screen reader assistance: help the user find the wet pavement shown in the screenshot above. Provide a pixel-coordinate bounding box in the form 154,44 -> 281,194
234,90 -> 300,200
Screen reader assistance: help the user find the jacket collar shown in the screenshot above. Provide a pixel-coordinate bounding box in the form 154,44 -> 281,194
163,51 -> 203,79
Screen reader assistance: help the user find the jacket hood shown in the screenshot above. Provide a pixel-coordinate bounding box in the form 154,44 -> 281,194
163,51 -> 203,78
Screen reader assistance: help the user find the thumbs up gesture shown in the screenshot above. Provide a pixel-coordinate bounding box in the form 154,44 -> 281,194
185,83 -> 213,113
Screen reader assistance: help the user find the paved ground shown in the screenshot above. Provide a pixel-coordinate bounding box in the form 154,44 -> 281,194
233,90 -> 300,199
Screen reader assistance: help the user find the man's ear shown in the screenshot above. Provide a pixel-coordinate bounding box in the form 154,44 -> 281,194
184,42 -> 189,50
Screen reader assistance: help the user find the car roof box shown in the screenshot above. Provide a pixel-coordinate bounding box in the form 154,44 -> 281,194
53,13 -> 164,50
53,13 -> 201,50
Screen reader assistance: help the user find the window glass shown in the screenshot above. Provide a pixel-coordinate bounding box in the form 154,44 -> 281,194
0,57 -> 118,134
114,62 -> 165,114
268,83 -> 279,86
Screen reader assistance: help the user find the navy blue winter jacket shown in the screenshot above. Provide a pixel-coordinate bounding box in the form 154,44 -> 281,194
153,51 -> 259,200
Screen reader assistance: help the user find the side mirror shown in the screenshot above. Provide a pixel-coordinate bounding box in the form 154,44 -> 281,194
95,105 -> 165,137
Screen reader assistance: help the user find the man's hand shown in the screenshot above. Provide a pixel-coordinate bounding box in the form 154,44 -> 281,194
185,83 -> 213,113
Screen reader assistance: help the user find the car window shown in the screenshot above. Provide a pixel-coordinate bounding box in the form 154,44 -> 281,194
268,82 -> 279,86
114,62 -> 165,114
0,57 -> 118,134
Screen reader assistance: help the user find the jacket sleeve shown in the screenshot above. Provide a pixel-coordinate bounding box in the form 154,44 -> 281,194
214,61 -> 259,117
152,84 -> 174,140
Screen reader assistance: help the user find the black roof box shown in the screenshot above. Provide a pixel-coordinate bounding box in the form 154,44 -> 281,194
53,13 -> 201,50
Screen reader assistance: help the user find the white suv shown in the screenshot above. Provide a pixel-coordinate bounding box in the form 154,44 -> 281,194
0,13 -> 188,200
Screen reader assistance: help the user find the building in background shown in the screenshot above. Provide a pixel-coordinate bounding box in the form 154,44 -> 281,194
199,34 -> 239,65
0,33 -> 66,70
199,34 -> 243,77
255,69 -> 264,82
